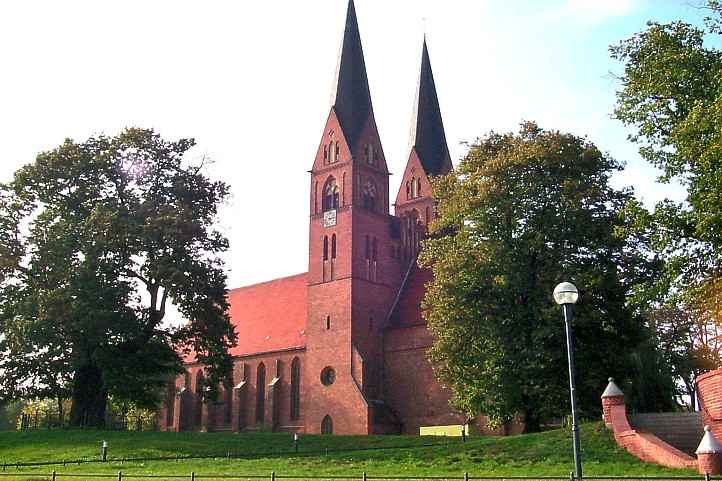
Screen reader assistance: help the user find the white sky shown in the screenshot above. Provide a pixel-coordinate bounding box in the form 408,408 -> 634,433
0,0 -> 699,297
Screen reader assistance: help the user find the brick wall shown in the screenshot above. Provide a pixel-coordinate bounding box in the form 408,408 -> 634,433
697,369 -> 722,439
602,390 -> 698,469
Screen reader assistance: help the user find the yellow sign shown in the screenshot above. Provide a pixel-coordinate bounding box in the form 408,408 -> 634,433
419,424 -> 469,436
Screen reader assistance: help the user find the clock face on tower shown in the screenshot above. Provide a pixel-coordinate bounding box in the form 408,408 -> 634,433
323,209 -> 337,227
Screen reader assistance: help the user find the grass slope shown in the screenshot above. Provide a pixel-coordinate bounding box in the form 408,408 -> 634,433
0,422 -> 698,480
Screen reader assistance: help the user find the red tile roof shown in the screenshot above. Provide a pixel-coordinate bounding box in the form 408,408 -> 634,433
388,263 -> 433,328
226,273 -> 308,357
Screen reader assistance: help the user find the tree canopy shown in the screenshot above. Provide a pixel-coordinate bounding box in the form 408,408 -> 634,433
419,122 -> 669,431
610,0 -> 722,394
0,128 -> 237,426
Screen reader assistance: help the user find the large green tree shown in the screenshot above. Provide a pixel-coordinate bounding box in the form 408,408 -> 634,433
611,1 -> 722,301
0,128 -> 237,426
610,1 -> 722,391
419,122 -> 667,432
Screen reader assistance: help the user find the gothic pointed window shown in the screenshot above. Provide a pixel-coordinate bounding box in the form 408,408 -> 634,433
417,179 -> 422,196
323,145 -> 328,164
323,178 -> 339,211
323,236 -> 329,261
406,181 -> 410,200
362,180 -> 377,212
411,177 -> 417,198
331,234 -> 337,259
372,238 -> 378,261
373,147 -> 379,164
365,235 -> 370,259
321,415 -> 333,434
290,358 -> 301,421
256,363 -> 266,424
334,141 -> 340,162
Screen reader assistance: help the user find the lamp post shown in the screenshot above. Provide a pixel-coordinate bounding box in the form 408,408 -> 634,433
553,281 -> 582,480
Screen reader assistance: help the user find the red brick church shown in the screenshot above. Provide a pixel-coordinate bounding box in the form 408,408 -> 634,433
159,0 -> 505,436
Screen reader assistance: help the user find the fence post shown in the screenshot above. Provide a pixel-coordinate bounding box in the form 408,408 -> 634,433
362,472 -> 367,481
52,471 -> 56,481
271,471 -> 276,481
705,473 -> 711,481
191,472 -> 195,481
464,472 -> 469,481
569,471 -> 574,481
117,471 -> 122,481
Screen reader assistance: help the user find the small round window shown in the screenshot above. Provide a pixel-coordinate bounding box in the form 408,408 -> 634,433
320,367 -> 336,386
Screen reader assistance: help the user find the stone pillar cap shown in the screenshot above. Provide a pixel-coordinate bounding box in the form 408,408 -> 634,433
697,426 -> 722,454
601,377 -> 624,398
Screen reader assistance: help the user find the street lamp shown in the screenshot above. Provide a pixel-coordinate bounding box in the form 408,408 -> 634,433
553,281 -> 582,480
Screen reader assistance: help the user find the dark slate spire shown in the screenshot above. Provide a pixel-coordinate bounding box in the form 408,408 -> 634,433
409,39 -> 452,176
330,0 -> 373,148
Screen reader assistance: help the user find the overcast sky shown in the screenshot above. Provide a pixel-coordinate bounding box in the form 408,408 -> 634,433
0,0 -> 706,296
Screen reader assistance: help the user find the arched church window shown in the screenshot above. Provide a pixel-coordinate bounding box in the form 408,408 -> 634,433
417,179 -> 422,196
323,178 -> 339,211
195,371 -> 204,394
406,181 -> 410,200
372,238 -> 378,261
256,363 -> 266,424
326,315 -> 331,330
365,235 -> 370,260
224,385 -> 232,424
323,236 -> 328,261
321,415 -> 333,434
166,380 -> 175,427
362,180 -> 377,212
195,371 -> 204,428
411,177 -> 417,198
323,145 -> 328,164
290,357 -> 301,421
331,234 -> 337,259
373,147 -> 379,164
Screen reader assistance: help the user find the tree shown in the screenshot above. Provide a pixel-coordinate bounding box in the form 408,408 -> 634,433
419,122 -> 666,432
610,1 -> 722,303
0,128 -> 237,426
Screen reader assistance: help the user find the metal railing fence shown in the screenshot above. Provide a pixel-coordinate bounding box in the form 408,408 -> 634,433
0,473 -> 715,481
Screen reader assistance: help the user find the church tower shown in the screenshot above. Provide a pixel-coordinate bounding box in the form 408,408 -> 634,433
395,39 -> 452,262
305,0 -> 404,435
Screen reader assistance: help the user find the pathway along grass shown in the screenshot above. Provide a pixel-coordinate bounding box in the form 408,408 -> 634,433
0,422 -> 697,479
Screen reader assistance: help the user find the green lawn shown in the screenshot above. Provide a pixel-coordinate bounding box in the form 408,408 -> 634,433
0,422 -> 699,480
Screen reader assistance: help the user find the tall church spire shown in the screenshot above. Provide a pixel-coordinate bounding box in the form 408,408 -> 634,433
409,39 -> 452,176
330,0 -> 373,149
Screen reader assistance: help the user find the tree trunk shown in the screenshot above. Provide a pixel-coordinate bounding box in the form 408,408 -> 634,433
69,364 -> 108,427
522,397 -> 541,433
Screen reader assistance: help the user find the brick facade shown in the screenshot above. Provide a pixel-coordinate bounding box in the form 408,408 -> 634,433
157,0 -> 501,436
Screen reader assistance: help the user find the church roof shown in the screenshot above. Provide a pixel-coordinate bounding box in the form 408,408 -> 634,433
330,0 -> 373,148
409,39 -> 453,176
388,262 -> 434,327
226,273 -> 307,357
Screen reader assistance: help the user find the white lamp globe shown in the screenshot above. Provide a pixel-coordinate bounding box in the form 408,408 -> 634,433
553,282 -> 579,305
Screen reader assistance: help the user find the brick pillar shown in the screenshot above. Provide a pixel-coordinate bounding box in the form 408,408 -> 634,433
601,377 -> 625,428
200,388 -> 213,432
268,377 -> 280,431
172,388 -> 185,432
232,382 -> 247,432
697,425 -> 722,474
